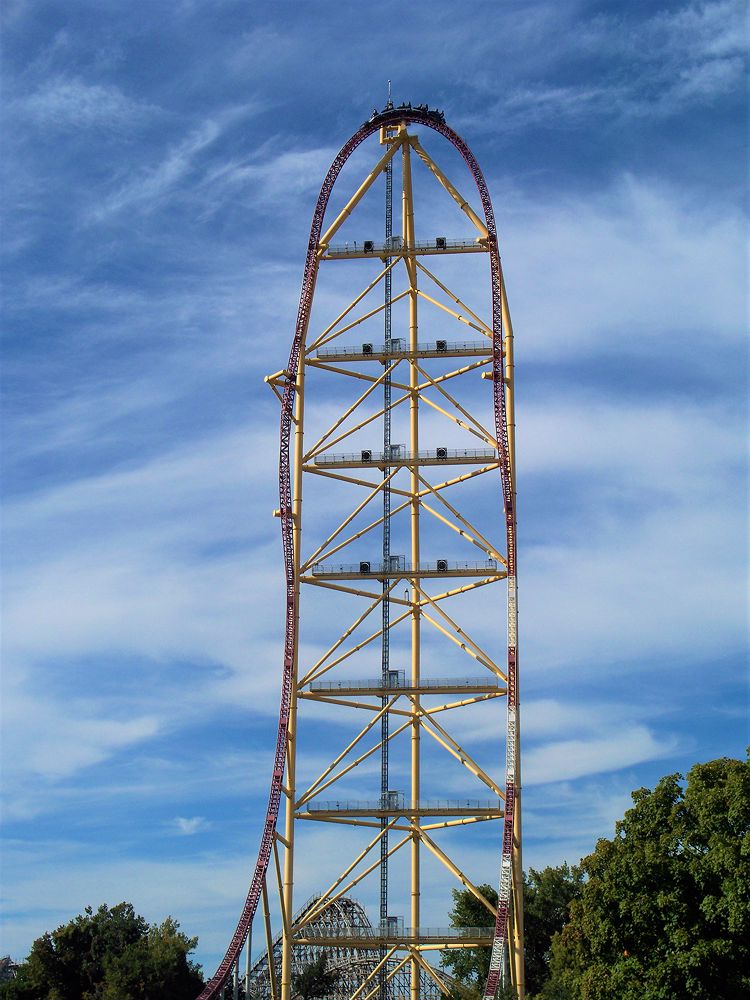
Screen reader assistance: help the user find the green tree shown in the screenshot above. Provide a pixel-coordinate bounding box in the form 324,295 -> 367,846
440,882 -> 498,992
291,953 -> 339,1000
0,903 -> 204,1000
440,867 -> 582,1000
523,864 -> 583,997
541,755 -> 750,1000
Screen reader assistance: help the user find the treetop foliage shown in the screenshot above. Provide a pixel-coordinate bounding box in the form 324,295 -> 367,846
2,755 -> 746,1000
0,902 -> 204,1000
441,883 -> 498,989
541,754 -> 750,1000
291,952 -> 340,1000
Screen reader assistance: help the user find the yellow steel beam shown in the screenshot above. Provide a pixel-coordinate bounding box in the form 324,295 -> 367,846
304,359 -> 401,461
416,461 -> 498,496
415,360 -> 497,445
306,458 -> 499,503
296,813 -> 414,832
301,576 -> 395,602
296,700 -> 401,807
415,357 -> 492,392
304,463 -> 417,500
361,954 -> 412,1000
420,813 -> 500,832
307,358 -> 411,393
274,829 -> 290,849
415,581 -> 505,678
306,388 -> 411,460
301,467 -> 398,570
297,695 -> 417,718
300,689 -> 505,719
417,711 -> 504,798
272,838 -> 290,942
297,716 -> 412,801
420,500 -> 497,562
299,578 -> 403,686
408,948 -> 451,998
414,258 -> 493,337
303,567 -> 500,609
350,948 -> 399,1000
319,138 -> 402,249
414,465 -> 505,563
501,272 -> 526,999
419,608 -> 500,676
401,132 -> 422,1000
261,876 -> 278,1000
416,287 -> 488,336
280,326 -> 307,1000
417,826 -> 498,918
307,257 -> 401,353
312,288 -> 410,353
419,393 -> 496,447
411,138 -> 489,238
295,813 -> 502,833
301,606 -> 412,686
303,496 -> 411,568
302,833 -> 412,925
413,943 -> 490,952
297,818 -> 402,927
419,574 -> 502,604
423,692 -> 506,714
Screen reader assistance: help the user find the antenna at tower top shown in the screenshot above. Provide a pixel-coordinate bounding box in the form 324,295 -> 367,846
386,79 -> 393,109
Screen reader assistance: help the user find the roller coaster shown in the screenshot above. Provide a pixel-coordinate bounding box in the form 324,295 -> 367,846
244,894 -> 457,1000
198,103 -> 523,1000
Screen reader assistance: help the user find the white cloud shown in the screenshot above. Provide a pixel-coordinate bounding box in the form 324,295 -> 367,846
173,816 -> 209,835
523,726 -> 679,785
90,119 -> 223,219
18,77 -> 159,131
2,698 -> 159,784
5,431 -> 281,668
88,104 -> 258,220
500,175 -> 746,356
1,424 -> 286,808
0,845 -> 256,967
479,0 -> 747,128
200,146 -> 337,209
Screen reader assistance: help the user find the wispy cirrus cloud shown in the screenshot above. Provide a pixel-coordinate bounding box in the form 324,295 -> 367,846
501,174 -> 747,354
88,104 -> 260,221
17,76 -> 162,132
88,119 -> 226,220
456,0 -> 746,131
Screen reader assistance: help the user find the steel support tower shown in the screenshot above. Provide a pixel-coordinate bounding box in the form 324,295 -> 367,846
198,105 -> 523,1000
379,108 -> 395,1000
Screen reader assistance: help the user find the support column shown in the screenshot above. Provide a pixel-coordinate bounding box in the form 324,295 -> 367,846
502,275 -> 525,1000
245,923 -> 252,997
402,132 -> 421,1000
281,360 -> 306,1000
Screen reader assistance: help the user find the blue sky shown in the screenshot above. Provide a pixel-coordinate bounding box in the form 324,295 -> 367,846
1,0 -> 747,978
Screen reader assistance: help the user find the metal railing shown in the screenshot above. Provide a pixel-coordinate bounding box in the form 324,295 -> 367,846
297,925 -> 494,940
305,797 -> 502,813
311,558 -> 500,576
309,675 -> 500,691
323,237 -> 486,256
313,447 -> 497,466
316,339 -> 488,359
